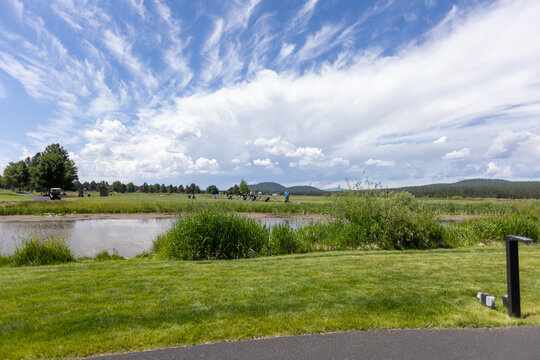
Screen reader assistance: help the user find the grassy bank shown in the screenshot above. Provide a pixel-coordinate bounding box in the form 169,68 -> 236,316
0,192 -> 537,216
1,247 -> 539,359
0,193 -> 328,215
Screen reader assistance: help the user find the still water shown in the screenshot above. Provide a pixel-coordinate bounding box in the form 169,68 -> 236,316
0,216 -> 314,258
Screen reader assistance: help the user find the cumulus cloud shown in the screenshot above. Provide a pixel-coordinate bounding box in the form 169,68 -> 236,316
486,131 -> 537,158
442,148 -> 471,160
365,159 -> 395,167
253,158 -> 282,173
193,157 -> 219,174
433,136 -> 447,143
485,161 -> 511,178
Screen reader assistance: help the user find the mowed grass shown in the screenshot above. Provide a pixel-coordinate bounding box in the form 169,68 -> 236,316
1,246 -> 539,359
0,191 -> 31,203
0,192 -> 329,215
1,191 -> 537,216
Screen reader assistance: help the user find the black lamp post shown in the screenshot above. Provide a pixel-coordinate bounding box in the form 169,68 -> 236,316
505,235 -> 533,318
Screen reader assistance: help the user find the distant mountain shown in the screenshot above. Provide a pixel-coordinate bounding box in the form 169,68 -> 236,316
248,182 -> 286,193
248,182 -> 326,195
391,179 -> 540,199
287,185 -> 326,194
324,187 -> 346,192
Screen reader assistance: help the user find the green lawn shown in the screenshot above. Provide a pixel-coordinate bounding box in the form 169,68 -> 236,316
0,191 -> 537,216
0,191 -> 31,202
1,246 -> 539,359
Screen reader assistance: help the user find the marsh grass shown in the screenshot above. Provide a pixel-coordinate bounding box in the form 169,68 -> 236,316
12,236 -> 75,266
331,189 -> 449,249
443,216 -> 539,246
269,223 -> 309,255
0,254 -> 12,266
92,250 -> 125,261
161,211 -> 270,260
0,192 -> 536,216
1,247 -> 539,359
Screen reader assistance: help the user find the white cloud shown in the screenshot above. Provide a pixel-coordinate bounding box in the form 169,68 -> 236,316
287,147 -> 323,159
329,157 -> 349,167
84,119 -> 129,143
486,131 -> 537,158
442,148 -> 471,160
485,161 -> 511,178
253,158 -> 276,167
277,43 -> 295,62
193,158 -> 219,174
433,136 -> 447,143
8,0 -> 24,23
365,159 -> 395,167
288,0 -> 318,33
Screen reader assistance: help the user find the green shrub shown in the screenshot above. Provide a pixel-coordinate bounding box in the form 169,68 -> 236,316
332,184 -> 448,249
269,224 -> 309,255
0,255 -> 12,267
92,250 -> 124,261
13,236 -> 75,266
158,212 -> 270,260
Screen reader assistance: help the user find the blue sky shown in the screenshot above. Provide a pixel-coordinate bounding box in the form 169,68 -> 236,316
0,0 -> 539,189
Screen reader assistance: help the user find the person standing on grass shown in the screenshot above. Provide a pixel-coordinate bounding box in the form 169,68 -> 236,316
258,191 -> 262,200
284,191 -> 289,203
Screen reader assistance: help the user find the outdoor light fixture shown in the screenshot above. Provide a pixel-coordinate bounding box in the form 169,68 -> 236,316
504,235 -> 534,318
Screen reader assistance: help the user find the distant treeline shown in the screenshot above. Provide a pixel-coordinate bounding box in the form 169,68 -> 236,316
390,179 -> 540,199
74,180 -> 205,194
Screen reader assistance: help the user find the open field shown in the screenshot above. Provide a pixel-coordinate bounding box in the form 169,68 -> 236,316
0,191 -> 537,216
0,247 -> 539,359
0,191 -> 32,203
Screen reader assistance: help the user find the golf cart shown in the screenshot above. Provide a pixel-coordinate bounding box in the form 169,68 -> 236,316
49,188 -> 62,200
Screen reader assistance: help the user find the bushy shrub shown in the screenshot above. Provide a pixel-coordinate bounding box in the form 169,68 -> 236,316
332,182 -> 448,249
0,255 -> 12,267
13,236 -> 75,266
269,224 -> 309,255
158,212 -> 270,260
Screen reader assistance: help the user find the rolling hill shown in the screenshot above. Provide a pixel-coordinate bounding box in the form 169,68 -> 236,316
248,182 -> 326,195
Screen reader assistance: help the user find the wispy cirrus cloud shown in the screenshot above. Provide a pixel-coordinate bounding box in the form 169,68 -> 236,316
287,0 -> 318,34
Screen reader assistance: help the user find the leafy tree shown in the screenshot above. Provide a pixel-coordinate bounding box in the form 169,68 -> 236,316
111,181 -> 123,193
126,182 -> 136,193
167,184 -> 174,193
186,183 -> 200,194
177,184 -> 185,193
207,185 -> 219,194
140,182 -> 149,193
89,181 -> 97,191
239,179 -> 249,194
2,161 -> 29,191
160,184 -> 167,193
30,144 -> 78,191
228,184 -> 240,195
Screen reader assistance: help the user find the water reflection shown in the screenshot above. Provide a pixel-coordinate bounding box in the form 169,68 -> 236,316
0,216 -> 315,258
0,218 -> 174,258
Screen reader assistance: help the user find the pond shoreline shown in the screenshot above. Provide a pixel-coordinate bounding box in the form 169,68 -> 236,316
0,212 -> 333,222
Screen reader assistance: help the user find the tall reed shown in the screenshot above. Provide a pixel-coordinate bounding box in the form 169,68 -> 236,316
13,236 -> 75,266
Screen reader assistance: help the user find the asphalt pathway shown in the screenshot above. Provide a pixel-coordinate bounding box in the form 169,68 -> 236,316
89,327 -> 540,360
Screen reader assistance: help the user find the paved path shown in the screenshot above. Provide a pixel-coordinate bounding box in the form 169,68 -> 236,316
89,327 -> 540,360
18,193 -> 48,201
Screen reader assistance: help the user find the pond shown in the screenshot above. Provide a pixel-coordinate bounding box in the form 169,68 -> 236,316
0,214 -> 323,258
